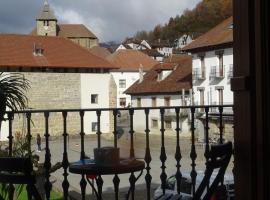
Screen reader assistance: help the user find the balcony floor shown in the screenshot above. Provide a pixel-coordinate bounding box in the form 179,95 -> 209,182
30,132 -> 233,199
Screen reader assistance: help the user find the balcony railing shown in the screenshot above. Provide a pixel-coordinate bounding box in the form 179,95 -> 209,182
193,68 -> 206,80
209,66 -> 225,80
1,105 -> 234,200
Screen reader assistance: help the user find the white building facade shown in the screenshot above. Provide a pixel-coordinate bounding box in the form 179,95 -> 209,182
81,73 -> 116,134
130,93 -> 191,135
110,71 -> 141,107
192,48 -> 233,107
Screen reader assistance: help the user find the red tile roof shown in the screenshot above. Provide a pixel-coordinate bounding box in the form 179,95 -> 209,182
183,17 -> 233,52
0,34 -> 115,69
107,49 -> 158,71
125,55 -> 192,94
89,46 -> 111,59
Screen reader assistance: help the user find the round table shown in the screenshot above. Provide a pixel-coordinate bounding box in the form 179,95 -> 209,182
69,158 -> 145,200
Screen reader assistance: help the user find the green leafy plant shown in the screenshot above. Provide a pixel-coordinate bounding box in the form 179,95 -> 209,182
0,72 -> 30,132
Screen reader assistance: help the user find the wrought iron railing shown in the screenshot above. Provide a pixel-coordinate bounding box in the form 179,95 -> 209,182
1,105 -> 234,200
193,68 -> 206,80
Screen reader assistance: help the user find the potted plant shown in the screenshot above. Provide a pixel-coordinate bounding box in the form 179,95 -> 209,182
0,72 -> 30,133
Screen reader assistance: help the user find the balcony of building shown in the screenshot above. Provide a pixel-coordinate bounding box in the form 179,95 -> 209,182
0,105 -> 234,200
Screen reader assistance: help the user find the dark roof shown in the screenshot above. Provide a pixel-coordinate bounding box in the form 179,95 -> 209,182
123,37 -> 141,45
182,17 -> 233,52
0,34 -> 116,70
36,1 -> 57,21
140,49 -> 164,57
151,40 -> 173,48
31,24 -> 97,39
107,49 -> 158,71
125,55 -> 192,95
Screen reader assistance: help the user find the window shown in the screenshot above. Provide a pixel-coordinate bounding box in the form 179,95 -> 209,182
43,20 -> 49,26
152,97 -> 157,107
152,119 -> 158,128
92,122 -> 98,132
120,98 -> 126,107
165,120 -> 172,129
119,79 -> 126,88
200,56 -> 206,79
91,94 -> 98,104
164,97 -> 171,107
137,98 -> 141,107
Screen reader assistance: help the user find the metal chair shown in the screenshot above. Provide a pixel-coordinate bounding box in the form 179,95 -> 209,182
193,141 -> 233,200
0,157 -> 42,200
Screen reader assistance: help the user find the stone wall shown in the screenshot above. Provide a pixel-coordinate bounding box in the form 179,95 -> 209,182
69,38 -> 99,49
12,72 -> 81,137
36,21 -> 57,36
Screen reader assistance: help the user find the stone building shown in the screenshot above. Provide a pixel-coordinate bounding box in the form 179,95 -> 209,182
0,34 -> 117,140
31,0 -> 99,49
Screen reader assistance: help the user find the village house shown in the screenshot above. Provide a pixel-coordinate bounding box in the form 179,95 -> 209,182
107,49 -> 158,108
151,39 -> 174,57
125,55 -> 192,134
30,0 -> 99,49
183,17 -> 233,112
0,34 -> 117,140
174,34 -> 194,50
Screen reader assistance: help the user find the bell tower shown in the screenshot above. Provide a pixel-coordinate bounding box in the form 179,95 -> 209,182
36,0 -> 57,36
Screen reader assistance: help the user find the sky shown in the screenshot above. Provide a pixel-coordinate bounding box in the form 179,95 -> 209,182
0,0 -> 200,42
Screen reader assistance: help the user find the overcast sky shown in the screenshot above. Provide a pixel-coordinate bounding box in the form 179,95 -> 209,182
0,0 -> 199,42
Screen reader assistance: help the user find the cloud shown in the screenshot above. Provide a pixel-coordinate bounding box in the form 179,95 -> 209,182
0,0 -> 200,42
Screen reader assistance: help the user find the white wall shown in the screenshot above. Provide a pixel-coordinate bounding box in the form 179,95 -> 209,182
131,94 -> 191,134
192,48 -> 233,107
80,73 -> 111,134
110,72 -> 141,107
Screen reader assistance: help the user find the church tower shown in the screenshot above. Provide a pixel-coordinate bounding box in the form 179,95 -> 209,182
36,0 -> 57,36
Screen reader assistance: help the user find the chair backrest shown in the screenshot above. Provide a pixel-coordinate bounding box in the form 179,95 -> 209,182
193,142 -> 233,200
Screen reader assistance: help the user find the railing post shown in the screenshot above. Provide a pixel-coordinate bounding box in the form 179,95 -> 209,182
79,111 -> 85,160
26,112 -> 32,156
96,110 -> 104,199
129,108 -> 135,158
113,109 -> 120,200
175,107 -> 182,195
144,108 -> 152,200
96,110 -> 102,148
7,112 -> 15,200
7,112 -> 14,156
219,106 -> 224,144
79,111 -> 87,200
190,107 -> 197,196
159,108 -> 167,195
204,107 -> 210,190
62,111 -> 69,200
44,111 -> 52,200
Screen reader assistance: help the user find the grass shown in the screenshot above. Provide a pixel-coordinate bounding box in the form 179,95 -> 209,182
0,185 -> 63,200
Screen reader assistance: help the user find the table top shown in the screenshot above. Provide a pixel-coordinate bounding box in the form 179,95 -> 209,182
69,158 -> 145,175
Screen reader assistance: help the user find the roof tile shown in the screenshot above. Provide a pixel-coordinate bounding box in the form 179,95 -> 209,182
0,34 -> 115,69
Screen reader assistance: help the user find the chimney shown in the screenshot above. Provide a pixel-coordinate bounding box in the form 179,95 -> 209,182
33,43 -> 44,56
139,64 -> 144,83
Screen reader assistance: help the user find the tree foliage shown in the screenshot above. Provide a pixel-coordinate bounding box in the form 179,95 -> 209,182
133,0 -> 232,43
